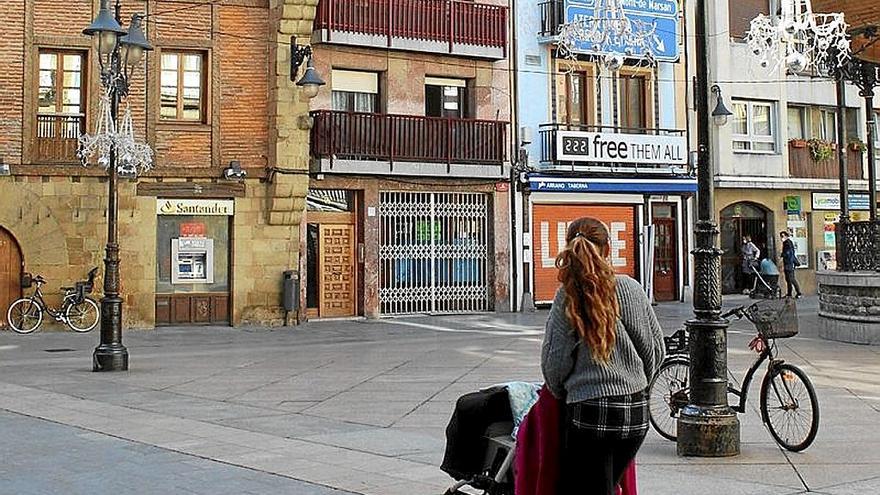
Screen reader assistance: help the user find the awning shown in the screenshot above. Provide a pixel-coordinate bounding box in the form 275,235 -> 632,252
528,176 -> 698,194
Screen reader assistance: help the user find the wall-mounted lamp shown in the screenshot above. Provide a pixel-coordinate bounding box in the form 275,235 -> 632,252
0,157 -> 9,176
290,36 -> 325,99
711,84 -> 733,127
223,160 -> 246,181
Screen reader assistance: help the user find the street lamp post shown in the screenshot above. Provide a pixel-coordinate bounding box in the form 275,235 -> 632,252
676,0 -> 741,457
81,0 -> 153,371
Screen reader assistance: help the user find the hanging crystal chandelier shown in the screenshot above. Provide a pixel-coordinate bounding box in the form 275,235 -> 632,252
78,89 -> 154,176
745,0 -> 850,74
556,0 -> 660,70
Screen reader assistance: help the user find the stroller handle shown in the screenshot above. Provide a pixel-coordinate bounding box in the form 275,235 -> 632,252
722,306 -> 745,319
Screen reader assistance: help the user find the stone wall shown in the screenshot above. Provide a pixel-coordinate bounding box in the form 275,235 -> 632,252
817,271 -> 880,345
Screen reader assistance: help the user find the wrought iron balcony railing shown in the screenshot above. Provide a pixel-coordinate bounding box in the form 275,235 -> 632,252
538,0 -> 564,38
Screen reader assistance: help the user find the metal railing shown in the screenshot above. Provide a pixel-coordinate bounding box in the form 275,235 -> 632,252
315,0 -> 507,52
836,220 -> 880,272
35,113 -> 84,163
539,123 -> 687,169
538,0 -> 564,37
310,110 -> 507,166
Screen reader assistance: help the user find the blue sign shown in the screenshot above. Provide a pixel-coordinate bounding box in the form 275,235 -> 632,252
565,0 -> 680,62
529,177 -> 697,194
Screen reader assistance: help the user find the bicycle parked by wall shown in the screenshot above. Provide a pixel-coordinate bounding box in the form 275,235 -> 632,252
648,298 -> 819,452
5,268 -> 100,334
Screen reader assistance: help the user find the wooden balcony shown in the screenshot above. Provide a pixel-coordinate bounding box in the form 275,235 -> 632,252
34,114 -> 84,164
788,141 -> 864,180
313,0 -> 507,59
310,110 -> 507,177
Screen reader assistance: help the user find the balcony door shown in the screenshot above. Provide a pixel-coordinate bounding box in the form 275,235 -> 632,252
619,75 -> 647,131
36,50 -> 85,163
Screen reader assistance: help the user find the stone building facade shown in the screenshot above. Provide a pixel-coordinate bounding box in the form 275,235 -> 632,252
0,0 -> 316,328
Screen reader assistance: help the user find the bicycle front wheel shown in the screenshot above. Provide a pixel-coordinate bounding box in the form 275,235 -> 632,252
65,297 -> 100,333
760,363 -> 819,452
6,298 -> 44,334
648,357 -> 690,441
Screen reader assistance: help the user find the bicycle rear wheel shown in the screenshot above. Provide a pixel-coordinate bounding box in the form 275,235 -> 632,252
6,298 -> 44,334
648,357 -> 690,441
760,363 -> 819,452
65,297 -> 100,333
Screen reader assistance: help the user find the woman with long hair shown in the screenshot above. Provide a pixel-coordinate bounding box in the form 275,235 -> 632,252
541,217 -> 665,494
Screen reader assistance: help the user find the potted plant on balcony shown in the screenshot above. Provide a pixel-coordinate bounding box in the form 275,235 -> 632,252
807,138 -> 834,162
789,137 -> 807,148
848,137 -> 868,153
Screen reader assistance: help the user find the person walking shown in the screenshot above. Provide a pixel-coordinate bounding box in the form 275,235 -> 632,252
741,236 -> 761,293
542,217 -> 666,495
781,231 -> 802,298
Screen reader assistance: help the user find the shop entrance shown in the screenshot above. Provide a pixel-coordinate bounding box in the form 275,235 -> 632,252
721,202 -> 771,294
652,204 -> 678,302
306,190 -> 359,319
0,227 -> 23,328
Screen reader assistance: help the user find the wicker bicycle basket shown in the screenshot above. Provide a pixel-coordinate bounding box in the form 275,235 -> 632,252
744,298 -> 799,339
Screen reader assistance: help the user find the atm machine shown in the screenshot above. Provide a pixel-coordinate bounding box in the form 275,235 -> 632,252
171,238 -> 215,284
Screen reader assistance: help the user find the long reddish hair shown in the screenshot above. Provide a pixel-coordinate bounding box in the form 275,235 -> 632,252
555,217 -> 620,364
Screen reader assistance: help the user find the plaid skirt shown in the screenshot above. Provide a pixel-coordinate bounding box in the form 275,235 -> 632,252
566,389 -> 649,440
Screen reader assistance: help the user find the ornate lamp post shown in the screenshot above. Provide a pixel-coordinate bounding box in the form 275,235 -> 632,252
80,0 -> 153,371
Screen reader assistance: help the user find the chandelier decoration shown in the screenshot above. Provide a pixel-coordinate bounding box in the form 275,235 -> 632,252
78,89 -> 154,175
557,0 -> 660,71
745,0 -> 850,74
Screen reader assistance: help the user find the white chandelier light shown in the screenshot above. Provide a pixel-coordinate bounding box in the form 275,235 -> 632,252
78,89 -> 154,176
556,0 -> 659,70
745,0 -> 850,74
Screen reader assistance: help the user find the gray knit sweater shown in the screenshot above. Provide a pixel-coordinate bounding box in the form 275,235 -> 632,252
541,275 -> 666,403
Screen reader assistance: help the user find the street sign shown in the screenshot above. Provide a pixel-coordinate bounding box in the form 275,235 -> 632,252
565,0 -> 681,62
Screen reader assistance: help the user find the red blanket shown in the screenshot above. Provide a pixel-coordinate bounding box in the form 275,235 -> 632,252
514,385 -> 637,495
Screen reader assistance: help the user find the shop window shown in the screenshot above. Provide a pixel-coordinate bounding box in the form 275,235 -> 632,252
733,100 -> 776,153
425,77 -> 468,119
160,51 -> 206,122
331,69 -> 379,113
619,75 -> 647,131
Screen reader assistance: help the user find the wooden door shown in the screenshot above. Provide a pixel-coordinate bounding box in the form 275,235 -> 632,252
319,224 -> 356,318
0,228 -> 23,328
653,216 -> 677,302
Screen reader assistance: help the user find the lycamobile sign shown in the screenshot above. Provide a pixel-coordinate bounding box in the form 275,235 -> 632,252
555,131 -> 686,165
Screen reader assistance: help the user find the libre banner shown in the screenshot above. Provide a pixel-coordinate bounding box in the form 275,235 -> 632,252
532,204 -> 638,303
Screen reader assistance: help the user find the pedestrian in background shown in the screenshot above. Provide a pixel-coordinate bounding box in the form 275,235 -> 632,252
781,231 -> 802,298
542,217 -> 665,495
741,236 -> 761,293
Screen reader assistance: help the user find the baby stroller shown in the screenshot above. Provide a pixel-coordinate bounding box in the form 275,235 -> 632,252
441,385 -> 517,495
749,263 -> 782,299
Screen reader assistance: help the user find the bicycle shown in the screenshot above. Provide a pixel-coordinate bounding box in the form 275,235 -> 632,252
5,268 -> 100,334
648,298 -> 819,452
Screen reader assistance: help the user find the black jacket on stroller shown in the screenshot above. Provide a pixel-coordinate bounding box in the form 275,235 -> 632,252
441,385 -> 513,481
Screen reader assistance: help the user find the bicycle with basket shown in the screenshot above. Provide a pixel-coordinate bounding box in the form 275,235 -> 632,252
5,268 -> 100,334
648,297 -> 819,452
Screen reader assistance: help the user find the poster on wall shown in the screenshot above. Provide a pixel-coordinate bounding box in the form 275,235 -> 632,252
823,213 -> 838,247
786,219 -> 809,269
532,204 -> 638,303
817,250 -> 837,271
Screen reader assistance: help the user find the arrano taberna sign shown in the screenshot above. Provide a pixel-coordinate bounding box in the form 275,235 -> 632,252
556,131 -> 687,165
157,199 -> 235,216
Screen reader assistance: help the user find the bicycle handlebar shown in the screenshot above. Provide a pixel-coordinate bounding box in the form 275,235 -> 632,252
722,306 -> 745,319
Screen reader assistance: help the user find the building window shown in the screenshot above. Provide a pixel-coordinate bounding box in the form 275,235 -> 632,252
811,107 -> 836,142
619,75 -> 647,130
331,69 -> 379,113
160,52 -> 206,122
425,77 -> 468,118
38,50 -> 86,116
564,72 -> 591,126
787,106 -> 805,140
733,100 -> 776,153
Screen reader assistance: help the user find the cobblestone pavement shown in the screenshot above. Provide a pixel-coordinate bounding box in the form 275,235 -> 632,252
1,295 -> 878,494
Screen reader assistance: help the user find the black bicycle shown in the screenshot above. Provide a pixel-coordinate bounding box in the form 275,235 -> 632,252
648,298 -> 819,452
5,268 -> 100,334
